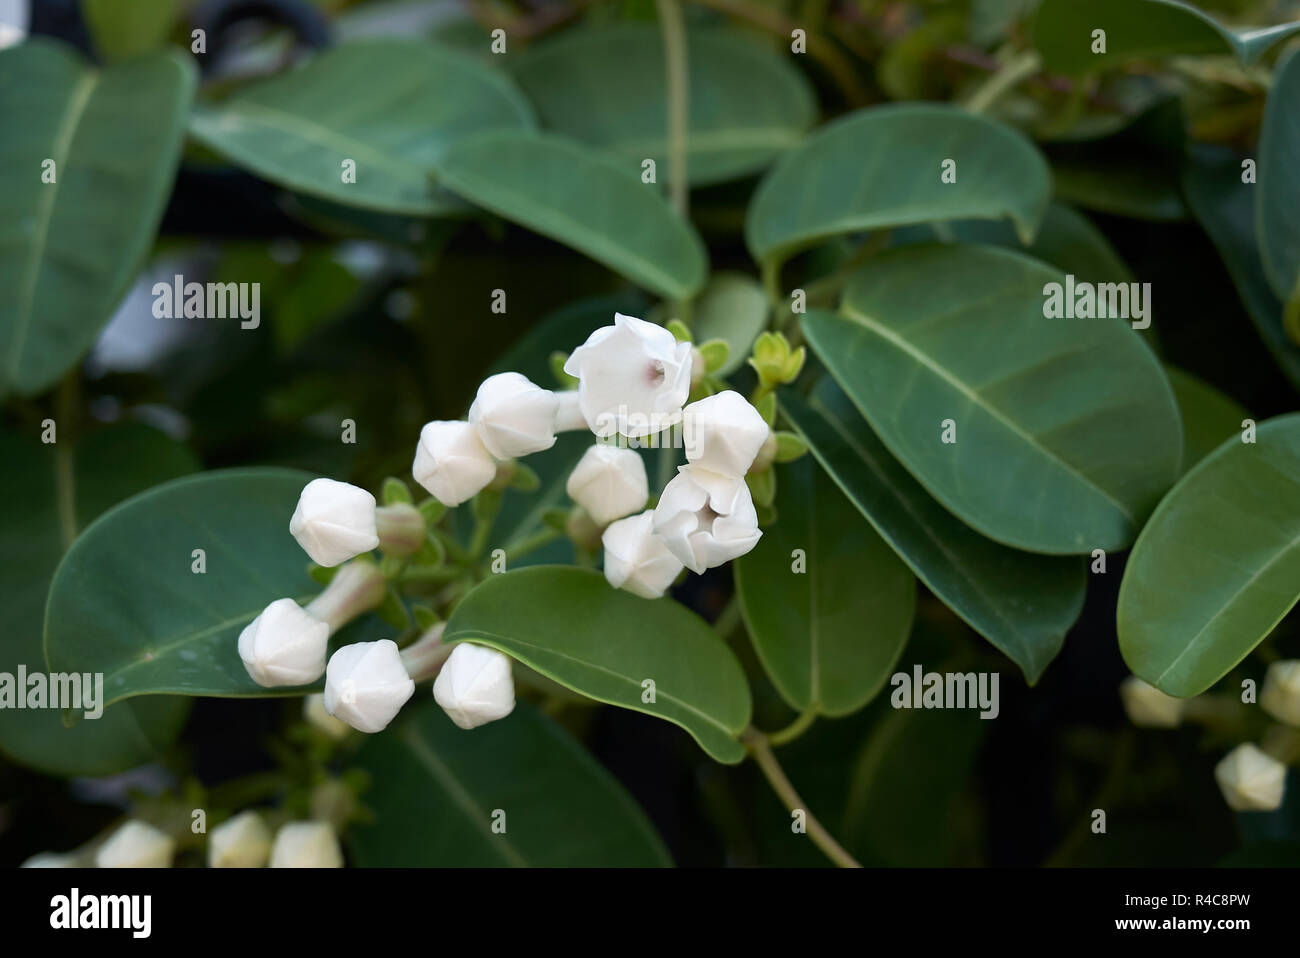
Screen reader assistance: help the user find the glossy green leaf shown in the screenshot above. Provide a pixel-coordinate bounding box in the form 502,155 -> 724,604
189,40 -> 534,216
745,104 -> 1050,274
1183,145 -> 1300,390
1034,0 -> 1300,74
1258,48 -> 1300,315
734,457 -> 915,716
434,131 -> 707,299
512,23 -> 815,187
45,468 -> 347,707
0,425 -> 197,776
1165,366 -> 1248,473
443,567 -> 752,763
349,699 -> 670,866
806,245 -> 1182,553
781,383 -> 1085,683
1119,413 -> 1300,697
0,40 -> 196,397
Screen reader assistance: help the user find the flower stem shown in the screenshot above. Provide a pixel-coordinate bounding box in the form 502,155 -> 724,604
766,709 -> 817,747
505,526 -> 564,563
742,726 -> 861,868
965,49 -> 1043,115
657,0 -> 689,220
306,561 -> 386,633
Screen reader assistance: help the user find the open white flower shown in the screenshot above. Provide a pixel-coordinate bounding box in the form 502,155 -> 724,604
95,820 -> 175,868
324,639 -> 416,734
566,444 -> 648,525
238,598 -> 329,688
1261,660 -> 1300,727
208,810 -> 273,868
1214,743 -> 1286,811
563,313 -> 692,439
412,419 -> 497,506
1119,676 -> 1185,728
602,510 -> 683,599
469,372 -> 559,459
653,466 -> 762,574
683,390 -> 770,476
433,643 -> 516,730
269,822 -> 343,868
289,478 -> 379,567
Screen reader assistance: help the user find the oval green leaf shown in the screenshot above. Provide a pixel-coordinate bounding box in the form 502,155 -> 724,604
1258,48 -> 1300,314
745,103 -> 1050,272
434,130 -> 707,299
1118,413 -> 1300,697
734,457 -> 916,716
0,39 -> 196,397
443,566 -> 752,763
513,23 -> 815,187
781,382 -> 1085,683
349,699 -> 670,866
189,39 -> 535,216
807,245 -> 1182,553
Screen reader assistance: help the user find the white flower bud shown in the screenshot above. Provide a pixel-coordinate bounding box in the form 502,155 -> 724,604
303,692 -> 351,739
289,478 -> 380,567
683,390 -> 770,476
554,389 -> 587,432
238,598 -> 329,688
21,852 -> 78,868
412,420 -> 498,506
563,313 -> 693,439
208,810 -> 273,868
1119,676 -> 1185,728
469,372 -> 559,459
1261,660 -> 1300,727
601,509 -> 683,599
323,639 -> 416,734
653,466 -> 762,574
566,444 -> 649,525
433,643 -> 515,730
95,820 -> 175,868
269,821 -> 343,868
1214,743 -> 1286,812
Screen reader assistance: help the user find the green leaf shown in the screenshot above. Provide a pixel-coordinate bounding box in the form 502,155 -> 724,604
1164,366 -> 1248,474
0,40 -> 196,397
189,40 -> 535,216
512,23 -> 815,187
434,131 -> 707,300
734,458 -> 916,716
443,567 -> 752,763
82,0 -> 180,62
745,104 -> 1050,275
1034,0 -> 1300,75
1258,48 -> 1300,313
0,425 -> 197,776
806,245 -> 1182,553
44,468 -> 349,706
687,273 -> 769,376
1118,413 -> 1300,697
1183,145 -> 1300,389
349,699 -> 670,866
780,382 -> 1086,683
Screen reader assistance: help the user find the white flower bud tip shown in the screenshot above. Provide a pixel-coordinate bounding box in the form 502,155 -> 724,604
95,820 -> 175,868
238,598 -> 329,688
469,372 -> 559,459
653,466 -> 762,574
563,313 -> 692,439
324,639 -> 416,734
269,821 -> 344,868
683,390 -> 770,476
1119,676 -> 1185,728
304,691 -> 351,739
566,444 -> 649,526
1214,743 -> 1286,812
1260,660 -> 1300,727
289,478 -> 380,567
412,419 -> 498,507
602,509 -> 683,599
208,810 -> 273,868
21,852 -> 78,868
433,643 -> 516,730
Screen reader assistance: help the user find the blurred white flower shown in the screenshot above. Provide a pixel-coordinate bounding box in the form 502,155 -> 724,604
303,692 -> 351,739
563,313 -> 692,439
324,639 -> 416,734
1261,660 -> 1300,727
433,643 -> 515,730
412,420 -> 497,506
95,820 -> 174,868
289,478 -> 379,567
682,390 -> 770,476
1119,676 -> 1184,728
653,467 -> 762,574
1214,743 -> 1286,812
602,510 -> 683,599
269,822 -> 343,868
469,372 -> 559,459
21,851 -> 78,868
238,598 -> 329,688
566,444 -> 649,526
208,811 -> 272,868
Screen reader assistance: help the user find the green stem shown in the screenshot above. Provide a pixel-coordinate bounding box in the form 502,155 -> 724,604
965,49 -> 1043,115
505,526 -> 564,562
766,709 -> 817,747
657,0 -> 689,220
